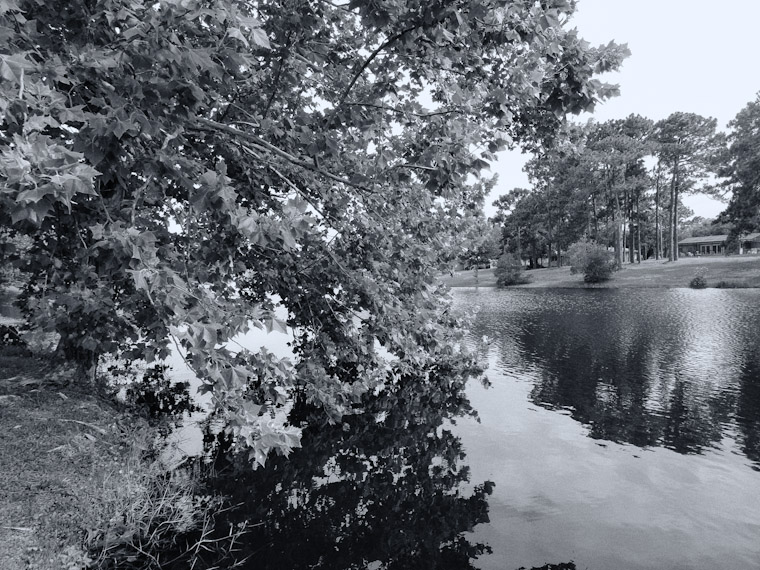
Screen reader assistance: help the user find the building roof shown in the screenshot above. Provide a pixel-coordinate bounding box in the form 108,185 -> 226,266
678,235 -> 728,245
678,232 -> 760,245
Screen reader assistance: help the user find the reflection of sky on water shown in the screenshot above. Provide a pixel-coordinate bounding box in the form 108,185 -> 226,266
452,288 -> 760,570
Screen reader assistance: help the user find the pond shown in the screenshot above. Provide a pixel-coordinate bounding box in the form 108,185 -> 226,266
453,287 -> 760,570
165,286 -> 760,569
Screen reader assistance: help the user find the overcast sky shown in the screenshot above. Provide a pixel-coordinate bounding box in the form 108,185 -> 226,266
485,0 -> 760,219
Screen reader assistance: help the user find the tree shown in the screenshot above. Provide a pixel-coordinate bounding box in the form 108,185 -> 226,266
458,220 -> 502,273
0,0 -> 626,465
652,113 -> 724,261
584,116 -> 652,266
493,123 -> 594,271
493,188 -> 549,268
717,93 -> 760,234
680,216 -> 733,239
523,133 -> 592,268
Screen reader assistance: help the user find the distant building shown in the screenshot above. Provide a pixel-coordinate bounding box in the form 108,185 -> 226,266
740,232 -> 760,254
678,233 -> 760,256
678,235 -> 728,256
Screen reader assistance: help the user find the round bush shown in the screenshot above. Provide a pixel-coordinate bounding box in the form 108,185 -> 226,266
689,275 -> 708,289
568,239 -> 616,283
493,253 -> 530,287
583,251 -> 616,283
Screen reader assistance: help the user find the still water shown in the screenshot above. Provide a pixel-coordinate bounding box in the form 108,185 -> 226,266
453,287 -> 760,570
166,287 -> 760,569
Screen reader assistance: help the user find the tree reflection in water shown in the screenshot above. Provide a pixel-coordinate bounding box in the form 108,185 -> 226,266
197,363 -> 494,570
466,289 -> 760,468
736,357 -> 760,469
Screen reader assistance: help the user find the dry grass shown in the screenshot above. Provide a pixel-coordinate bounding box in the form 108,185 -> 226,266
0,337 -> 250,570
0,352 -> 136,569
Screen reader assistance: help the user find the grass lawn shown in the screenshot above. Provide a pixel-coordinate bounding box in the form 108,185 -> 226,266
441,255 -> 760,289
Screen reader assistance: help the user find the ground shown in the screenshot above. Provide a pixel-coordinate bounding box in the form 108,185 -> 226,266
441,255 -> 760,288
0,335 -> 165,570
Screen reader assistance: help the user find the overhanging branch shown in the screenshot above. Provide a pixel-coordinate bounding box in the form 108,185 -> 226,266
193,118 -> 373,193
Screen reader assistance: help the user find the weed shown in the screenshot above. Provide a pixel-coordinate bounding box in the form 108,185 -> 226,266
84,428 -> 248,569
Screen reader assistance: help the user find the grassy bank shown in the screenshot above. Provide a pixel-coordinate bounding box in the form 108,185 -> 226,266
0,347 -> 136,568
441,255 -> 760,289
0,334 -> 238,569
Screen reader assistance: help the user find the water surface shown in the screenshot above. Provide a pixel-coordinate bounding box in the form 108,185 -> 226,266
453,287 -> 760,570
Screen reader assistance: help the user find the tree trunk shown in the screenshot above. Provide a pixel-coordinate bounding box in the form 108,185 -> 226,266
516,226 -> 522,260
655,166 -> 661,260
626,201 -> 633,264
668,165 -> 676,262
614,189 -> 623,267
636,193 -> 642,263
546,205 -> 553,268
630,221 -> 635,263
672,159 -> 680,261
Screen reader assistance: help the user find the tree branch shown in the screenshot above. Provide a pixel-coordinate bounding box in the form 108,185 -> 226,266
193,118 -> 373,193
328,24 -> 421,125
396,163 -> 436,171
345,101 -> 462,119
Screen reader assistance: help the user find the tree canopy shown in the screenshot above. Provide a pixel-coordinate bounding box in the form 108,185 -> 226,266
491,111 -> 732,267
718,93 -> 760,234
0,0 -> 626,465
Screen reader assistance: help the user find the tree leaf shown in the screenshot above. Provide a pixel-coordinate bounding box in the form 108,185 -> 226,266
249,27 -> 270,49
227,27 -> 249,48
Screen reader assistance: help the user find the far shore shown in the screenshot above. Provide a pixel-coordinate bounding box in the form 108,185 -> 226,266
440,255 -> 760,289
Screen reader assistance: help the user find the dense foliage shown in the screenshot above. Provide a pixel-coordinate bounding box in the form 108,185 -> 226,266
191,363 -> 493,570
0,0 -> 625,464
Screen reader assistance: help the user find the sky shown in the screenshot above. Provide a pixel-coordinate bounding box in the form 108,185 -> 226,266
485,0 -> 760,219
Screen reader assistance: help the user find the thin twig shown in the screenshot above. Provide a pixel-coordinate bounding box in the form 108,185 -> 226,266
330,24 -> 421,122
57,418 -> 108,435
397,163 -> 436,171
1,526 -> 33,532
266,163 -> 334,224
345,101 -> 462,119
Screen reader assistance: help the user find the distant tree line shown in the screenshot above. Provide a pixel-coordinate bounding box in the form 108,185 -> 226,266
490,94 -> 760,266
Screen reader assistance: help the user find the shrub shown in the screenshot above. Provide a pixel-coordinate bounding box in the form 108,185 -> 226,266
124,365 -> 200,426
84,427 -> 248,569
714,280 -> 753,288
493,253 -> 530,287
689,267 -> 708,289
567,239 -> 616,283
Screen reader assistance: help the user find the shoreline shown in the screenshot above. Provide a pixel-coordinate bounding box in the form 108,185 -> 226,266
441,255 -> 760,289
